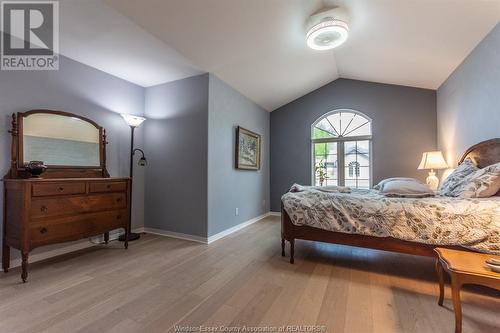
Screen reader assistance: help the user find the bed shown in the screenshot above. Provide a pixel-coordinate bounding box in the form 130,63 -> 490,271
281,139 -> 500,263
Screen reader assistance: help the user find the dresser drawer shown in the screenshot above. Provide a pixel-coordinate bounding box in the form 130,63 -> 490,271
29,210 -> 127,246
30,193 -> 126,219
89,181 -> 127,193
32,182 -> 86,197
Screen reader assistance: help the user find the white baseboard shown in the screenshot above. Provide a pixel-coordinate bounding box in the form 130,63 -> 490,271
8,227 -> 143,269
142,227 -> 207,243
207,212 -> 270,244
145,212 -> 272,244
269,211 -> 281,216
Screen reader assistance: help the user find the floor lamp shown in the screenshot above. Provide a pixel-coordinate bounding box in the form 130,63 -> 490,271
119,113 -> 147,242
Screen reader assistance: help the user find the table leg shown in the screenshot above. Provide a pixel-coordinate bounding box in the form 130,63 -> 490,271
450,273 -> 462,333
281,238 -> 285,257
435,259 -> 444,306
103,232 -> 109,244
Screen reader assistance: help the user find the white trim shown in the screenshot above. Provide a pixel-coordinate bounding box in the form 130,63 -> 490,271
269,212 -> 281,216
145,212 -> 272,244
312,135 -> 372,144
207,212 -> 270,244
311,108 -> 373,130
8,227 -> 144,269
142,227 -> 207,244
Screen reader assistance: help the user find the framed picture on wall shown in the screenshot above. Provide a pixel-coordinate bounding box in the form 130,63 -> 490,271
235,126 -> 261,170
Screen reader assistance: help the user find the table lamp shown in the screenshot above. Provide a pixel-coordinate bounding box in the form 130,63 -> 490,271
418,151 -> 448,190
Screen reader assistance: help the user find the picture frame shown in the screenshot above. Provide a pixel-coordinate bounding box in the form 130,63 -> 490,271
235,126 -> 261,170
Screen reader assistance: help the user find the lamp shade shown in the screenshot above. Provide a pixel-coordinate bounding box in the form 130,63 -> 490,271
121,114 -> 146,128
418,151 -> 448,170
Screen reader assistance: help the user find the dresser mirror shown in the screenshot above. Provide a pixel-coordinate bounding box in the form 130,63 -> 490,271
23,113 -> 100,167
6,110 -> 109,178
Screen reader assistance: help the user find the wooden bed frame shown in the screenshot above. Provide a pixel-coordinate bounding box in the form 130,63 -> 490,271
281,138 -> 500,263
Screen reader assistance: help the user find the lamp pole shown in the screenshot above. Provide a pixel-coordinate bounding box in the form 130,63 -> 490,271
119,114 -> 146,242
119,125 -> 140,241
129,126 -> 135,179
128,125 -> 140,240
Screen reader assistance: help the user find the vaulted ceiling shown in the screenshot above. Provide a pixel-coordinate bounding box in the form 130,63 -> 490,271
59,0 -> 202,87
61,0 -> 500,111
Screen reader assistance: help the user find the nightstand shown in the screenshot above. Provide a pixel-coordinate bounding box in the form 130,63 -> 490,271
434,248 -> 500,333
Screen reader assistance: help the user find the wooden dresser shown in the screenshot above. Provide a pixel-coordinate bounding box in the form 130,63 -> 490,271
2,110 -> 130,282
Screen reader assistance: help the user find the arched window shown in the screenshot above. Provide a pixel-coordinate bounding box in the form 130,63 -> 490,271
312,110 -> 372,188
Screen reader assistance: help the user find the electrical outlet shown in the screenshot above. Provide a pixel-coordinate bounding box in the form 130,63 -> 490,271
235,208 -> 239,216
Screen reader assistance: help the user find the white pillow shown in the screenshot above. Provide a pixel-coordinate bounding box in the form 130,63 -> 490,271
447,162 -> 500,198
374,177 -> 420,191
380,180 -> 434,198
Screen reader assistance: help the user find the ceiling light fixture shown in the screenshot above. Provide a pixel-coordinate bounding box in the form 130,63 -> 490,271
306,8 -> 349,51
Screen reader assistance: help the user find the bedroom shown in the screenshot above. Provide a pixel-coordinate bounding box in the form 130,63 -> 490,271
0,0 -> 499,332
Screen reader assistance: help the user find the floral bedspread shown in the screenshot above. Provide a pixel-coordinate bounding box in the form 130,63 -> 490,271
282,186 -> 500,254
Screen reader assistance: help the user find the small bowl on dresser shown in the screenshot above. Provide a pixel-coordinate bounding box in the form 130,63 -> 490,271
24,161 -> 47,178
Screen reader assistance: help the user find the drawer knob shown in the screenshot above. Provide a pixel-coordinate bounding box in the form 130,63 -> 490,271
107,184 -> 112,189
40,227 -> 48,234
58,187 -> 64,192
116,198 -> 122,202
40,205 -> 48,212
116,215 -> 122,220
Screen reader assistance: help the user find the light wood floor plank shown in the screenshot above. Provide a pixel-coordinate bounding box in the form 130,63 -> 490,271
0,216 -> 498,333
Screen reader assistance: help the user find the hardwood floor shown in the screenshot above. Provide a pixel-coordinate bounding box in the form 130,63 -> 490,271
0,216 -> 498,333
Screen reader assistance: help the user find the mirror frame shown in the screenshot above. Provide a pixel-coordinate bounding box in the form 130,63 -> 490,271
6,109 -> 109,179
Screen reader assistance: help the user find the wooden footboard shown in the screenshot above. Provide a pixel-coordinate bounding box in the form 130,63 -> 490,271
280,203 -> 464,264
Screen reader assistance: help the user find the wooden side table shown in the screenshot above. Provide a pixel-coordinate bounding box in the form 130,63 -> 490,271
434,248 -> 500,333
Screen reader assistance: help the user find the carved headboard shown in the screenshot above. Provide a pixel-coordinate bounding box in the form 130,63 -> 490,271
458,138 -> 500,168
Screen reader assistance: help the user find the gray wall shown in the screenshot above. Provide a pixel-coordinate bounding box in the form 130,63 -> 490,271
437,23 -> 500,168
270,78 -> 436,211
0,55 -> 146,258
207,75 -> 270,236
144,74 -> 209,237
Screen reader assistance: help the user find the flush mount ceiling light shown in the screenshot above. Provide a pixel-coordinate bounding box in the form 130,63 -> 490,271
306,8 -> 349,51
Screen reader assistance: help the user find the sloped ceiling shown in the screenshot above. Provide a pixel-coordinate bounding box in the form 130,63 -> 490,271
61,0 -> 500,111
104,0 -> 500,111
59,0 -> 202,87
